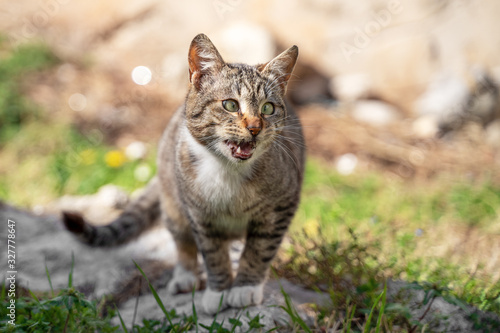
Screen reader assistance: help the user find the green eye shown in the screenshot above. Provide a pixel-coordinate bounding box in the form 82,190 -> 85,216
261,102 -> 275,115
222,99 -> 239,112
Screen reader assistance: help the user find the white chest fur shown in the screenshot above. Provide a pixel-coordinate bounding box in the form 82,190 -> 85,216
184,130 -> 253,214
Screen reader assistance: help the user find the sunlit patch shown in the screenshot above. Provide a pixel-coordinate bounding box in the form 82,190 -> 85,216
303,218 -> 320,237
79,149 -> 96,165
68,93 -> 87,111
125,141 -> 147,160
134,163 -> 152,182
131,66 -> 152,85
336,153 -> 358,175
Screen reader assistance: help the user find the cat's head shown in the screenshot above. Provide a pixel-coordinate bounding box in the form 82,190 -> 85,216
184,33 -> 298,164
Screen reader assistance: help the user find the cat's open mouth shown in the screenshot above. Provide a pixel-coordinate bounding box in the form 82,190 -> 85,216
225,140 -> 256,160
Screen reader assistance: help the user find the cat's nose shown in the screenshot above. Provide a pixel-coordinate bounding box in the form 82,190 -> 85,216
246,118 -> 262,137
247,126 -> 261,137
245,117 -> 262,137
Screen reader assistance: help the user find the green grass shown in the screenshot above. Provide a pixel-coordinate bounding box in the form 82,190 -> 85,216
0,40 -> 58,144
0,120 -> 157,206
277,159 -> 500,331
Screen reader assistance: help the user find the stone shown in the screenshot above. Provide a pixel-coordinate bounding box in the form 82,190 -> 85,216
414,71 -> 469,118
415,69 -> 500,136
387,280 -> 500,332
330,73 -> 372,102
0,199 -> 313,331
214,22 -> 276,65
1,194 -> 499,331
351,100 -> 400,126
411,115 -> 439,138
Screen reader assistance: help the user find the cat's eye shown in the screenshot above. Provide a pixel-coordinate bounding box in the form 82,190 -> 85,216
261,102 -> 275,115
222,99 -> 239,113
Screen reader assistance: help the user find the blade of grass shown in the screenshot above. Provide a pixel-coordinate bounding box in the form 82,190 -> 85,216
116,306 -> 129,333
271,268 -> 312,332
279,283 -> 312,333
133,260 -> 176,331
1,280 -> 5,300
210,293 -> 225,332
68,252 -> 74,288
45,259 -> 54,297
229,311 -> 244,333
28,289 -> 40,304
374,284 -> 387,333
363,287 -> 385,333
344,304 -> 356,333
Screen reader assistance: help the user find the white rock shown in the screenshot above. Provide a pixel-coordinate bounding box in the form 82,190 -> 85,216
414,71 -> 469,117
351,100 -> 400,126
215,22 -> 276,65
412,115 -> 439,138
330,73 -> 372,102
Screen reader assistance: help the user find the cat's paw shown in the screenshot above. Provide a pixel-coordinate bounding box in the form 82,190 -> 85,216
167,264 -> 200,294
201,288 -> 228,314
227,284 -> 264,308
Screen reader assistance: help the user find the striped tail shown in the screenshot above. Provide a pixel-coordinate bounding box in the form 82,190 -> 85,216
62,177 -> 161,247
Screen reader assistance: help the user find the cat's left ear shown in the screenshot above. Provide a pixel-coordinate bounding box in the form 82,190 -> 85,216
188,34 -> 225,90
258,45 -> 298,94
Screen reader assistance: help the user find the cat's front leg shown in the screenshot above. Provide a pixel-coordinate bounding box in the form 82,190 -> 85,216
228,217 -> 290,308
192,224 -> 234,314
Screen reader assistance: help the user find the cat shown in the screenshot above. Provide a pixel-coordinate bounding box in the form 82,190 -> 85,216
63,33 -> 305,314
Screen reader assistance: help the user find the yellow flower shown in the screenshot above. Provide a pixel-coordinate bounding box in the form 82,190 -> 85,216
105,150 -> 126,168
303,218 -> 320,238
79,149 -> 96,165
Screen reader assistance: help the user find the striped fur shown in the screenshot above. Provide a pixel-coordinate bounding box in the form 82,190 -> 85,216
63,176 -> 161,246
63,34 -> 305,313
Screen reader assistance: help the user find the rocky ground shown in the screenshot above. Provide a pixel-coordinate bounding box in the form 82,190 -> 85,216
1,189 -> 499,331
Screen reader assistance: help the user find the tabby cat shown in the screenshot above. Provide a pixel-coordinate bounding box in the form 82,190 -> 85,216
63,33 -> 305,314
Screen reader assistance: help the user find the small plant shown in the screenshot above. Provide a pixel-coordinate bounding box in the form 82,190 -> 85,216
0,256 -> 117,332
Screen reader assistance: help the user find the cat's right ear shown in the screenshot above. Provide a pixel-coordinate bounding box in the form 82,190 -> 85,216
188,34 -> 224,90
257,45 -> 298,94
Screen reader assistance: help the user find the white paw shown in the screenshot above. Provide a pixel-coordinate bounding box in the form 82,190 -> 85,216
202,288 -> 228,314
227,284 -> 264,308
167,264 -> 199,294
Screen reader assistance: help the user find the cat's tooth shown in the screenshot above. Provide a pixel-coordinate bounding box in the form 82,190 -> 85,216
236,147 -> 242,154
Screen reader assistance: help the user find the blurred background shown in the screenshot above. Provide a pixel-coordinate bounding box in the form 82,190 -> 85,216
1,0 -> 500,327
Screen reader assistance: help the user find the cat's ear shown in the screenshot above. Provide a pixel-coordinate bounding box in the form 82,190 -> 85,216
188,34 -> 224,90
258,45 -> 298,94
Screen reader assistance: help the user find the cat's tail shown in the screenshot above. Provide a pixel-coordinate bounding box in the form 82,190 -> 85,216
62,177 -> 161,247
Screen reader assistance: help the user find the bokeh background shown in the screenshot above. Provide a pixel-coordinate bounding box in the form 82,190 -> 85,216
1,0 -> 500,329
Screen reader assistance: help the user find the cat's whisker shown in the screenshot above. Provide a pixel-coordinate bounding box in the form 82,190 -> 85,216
275,135 -> 308,150
272,140 -> 300,172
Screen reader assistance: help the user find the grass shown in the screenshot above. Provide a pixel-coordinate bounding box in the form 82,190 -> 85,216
1,40 -> 500,331
0,39 -> 58,144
